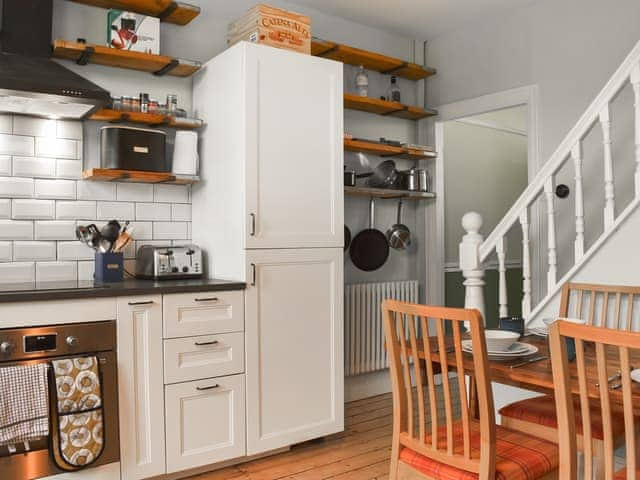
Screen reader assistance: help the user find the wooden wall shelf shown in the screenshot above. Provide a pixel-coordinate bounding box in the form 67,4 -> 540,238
344,138 -> 436,161
344,94 -> 437,121
311,38 -> 436,81
345,186 -> 435,200
83,169 -> 199,185
67,0 -> 200,25
53,40 -> 201,77
89,109 -> 203,129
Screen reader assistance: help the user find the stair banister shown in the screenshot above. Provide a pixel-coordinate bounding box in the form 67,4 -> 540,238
459,212 -> 486,327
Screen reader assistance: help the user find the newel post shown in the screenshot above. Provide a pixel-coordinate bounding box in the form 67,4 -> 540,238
460,212 -> 486,327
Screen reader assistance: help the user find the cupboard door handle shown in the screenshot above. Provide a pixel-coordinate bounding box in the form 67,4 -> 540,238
196,384 -> 219,391
194,340 -> 219,346
128,300 -> 154,306
251,263 -> 256,286
194,297 -> 218,302
249,213 -> 256,236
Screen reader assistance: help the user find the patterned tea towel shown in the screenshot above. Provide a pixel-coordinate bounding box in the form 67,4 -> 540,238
49,356 -> 105,471
0,363 -> 49,446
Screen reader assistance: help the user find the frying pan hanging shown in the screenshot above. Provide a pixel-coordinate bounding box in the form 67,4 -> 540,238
344,225 -> 352,251
349,198 -> 389,271
386,200 -> 411,250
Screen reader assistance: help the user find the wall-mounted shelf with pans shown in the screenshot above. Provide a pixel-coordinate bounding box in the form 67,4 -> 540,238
344,137 -> 436,161
52,40 -> 201,77
82,169 -> 199,185
311,38 -> 436,81
344,94 -> 437,121
65,0 -> 200,25
89,109 -> 204,129
344,186 -> 435,200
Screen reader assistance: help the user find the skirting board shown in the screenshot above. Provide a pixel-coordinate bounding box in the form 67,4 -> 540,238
345,369 -> 392,402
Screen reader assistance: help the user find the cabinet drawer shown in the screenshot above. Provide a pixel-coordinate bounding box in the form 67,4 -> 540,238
165,374 -> 246,473
163,291 -> 244,338
164,332 -> 244,384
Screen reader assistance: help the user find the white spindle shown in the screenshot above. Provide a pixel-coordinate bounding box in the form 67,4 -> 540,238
496,236 -> 508,319
460,212 -> 486,328
519,209 -> 532,320
600,105 -> 615,228
572,142 -> 585,261
544,178 -> 557,289
631,64 -> 640,197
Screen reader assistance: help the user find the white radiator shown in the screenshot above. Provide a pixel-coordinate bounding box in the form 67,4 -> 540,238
345,280 -> 419,376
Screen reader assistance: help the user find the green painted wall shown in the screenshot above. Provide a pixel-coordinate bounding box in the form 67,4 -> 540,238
445,268 -> 523,328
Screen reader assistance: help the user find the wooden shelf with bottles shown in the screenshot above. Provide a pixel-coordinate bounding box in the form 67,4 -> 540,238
344,186 -> 435,200
66,0 -> 200,25
82,168 -> 199,185
344,94 -> 437,121
89,109 -> 204,129
52,40 -> 201,77
344,137 -> 436,161
311,38 -> 436,81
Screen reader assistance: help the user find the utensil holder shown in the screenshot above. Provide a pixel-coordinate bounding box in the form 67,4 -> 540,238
94,252 -> 124,282
499,316 -> 525,336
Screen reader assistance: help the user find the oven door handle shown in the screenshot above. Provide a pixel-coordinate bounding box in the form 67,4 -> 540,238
196,384 -> 219,391
127,300 -> 154,306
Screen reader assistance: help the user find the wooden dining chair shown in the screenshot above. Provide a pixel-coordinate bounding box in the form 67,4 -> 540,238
549,320 -> 640,479
499,282 -> 633,475
382,299 -> 559,480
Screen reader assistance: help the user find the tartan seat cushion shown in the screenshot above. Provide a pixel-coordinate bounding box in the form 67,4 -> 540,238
399,421 -> 558,480
499,395 -> 626,440
614,468 -> 640,479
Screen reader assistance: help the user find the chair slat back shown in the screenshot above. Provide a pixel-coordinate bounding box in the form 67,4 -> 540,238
560,282 -> 640,330
550,321 -> 640,479
382,300 -> 495,478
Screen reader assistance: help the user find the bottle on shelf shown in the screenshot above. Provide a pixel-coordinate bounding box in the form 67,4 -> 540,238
355,65 -> 369,97
387,75 -> 401,102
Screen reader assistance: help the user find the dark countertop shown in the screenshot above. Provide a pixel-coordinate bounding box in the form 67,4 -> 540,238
0,278 -> 246,303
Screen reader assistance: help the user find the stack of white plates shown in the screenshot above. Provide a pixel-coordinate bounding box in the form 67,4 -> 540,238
462,339 -> 539,360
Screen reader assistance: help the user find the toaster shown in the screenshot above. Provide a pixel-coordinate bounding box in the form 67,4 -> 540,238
135,245 -> 203,280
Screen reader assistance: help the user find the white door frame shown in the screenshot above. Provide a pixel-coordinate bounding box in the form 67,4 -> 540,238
431,85 -> 541,305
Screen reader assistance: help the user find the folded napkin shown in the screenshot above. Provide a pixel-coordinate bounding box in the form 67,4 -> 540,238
0,363 -> 49,446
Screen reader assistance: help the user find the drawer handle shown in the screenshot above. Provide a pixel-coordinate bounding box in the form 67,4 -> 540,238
128,300 -> 154,306
194,340 -> 219,347
196,384 -> 219,391
194,297 -> 218,302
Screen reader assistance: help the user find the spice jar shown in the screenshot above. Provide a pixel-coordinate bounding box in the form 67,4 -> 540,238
139,93 -> 149,113
148,99 -> 159,113
121,96 -> 134,112
166,94 -> 178,113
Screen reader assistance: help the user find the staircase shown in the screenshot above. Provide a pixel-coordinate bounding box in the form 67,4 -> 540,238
459,39 -> 640,326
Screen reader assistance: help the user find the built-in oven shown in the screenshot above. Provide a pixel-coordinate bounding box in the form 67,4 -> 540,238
0,321 -> 119,479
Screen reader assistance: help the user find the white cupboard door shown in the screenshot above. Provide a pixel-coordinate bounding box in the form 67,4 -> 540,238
165,374 -> 246,473
116,296 -> 165,480
244,44 -> 344,249
245,248 -> 344,455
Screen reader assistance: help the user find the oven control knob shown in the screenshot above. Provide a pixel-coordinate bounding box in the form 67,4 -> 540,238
0,341 -> 14,354
66,336 -> 79,347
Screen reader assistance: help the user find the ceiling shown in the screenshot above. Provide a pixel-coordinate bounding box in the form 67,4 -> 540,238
289,0 -> 537,40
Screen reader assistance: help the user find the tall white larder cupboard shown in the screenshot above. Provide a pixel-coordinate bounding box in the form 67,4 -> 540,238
192,42 -> 344,456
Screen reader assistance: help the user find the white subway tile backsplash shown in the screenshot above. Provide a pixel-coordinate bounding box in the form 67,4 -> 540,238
35,179 -> 76,199
12,199 -> 55,220
0,156 -> 10,176
117,183 -> 153,202
0,199 -> 9,219
97,201 -> 135,220
136,202 -> 170,221
0,220 -> 33,240
154,184 -> 189,203
35,137 -> 77,159
56,121 -> 83,140
13,156 -> 56,178
171,203 -> 191,221
77,261 -> 95,281
77,182 -> 116,201
56,159 -> 83,179
127,221 -> 152,240
57,241 -> 94,261
13,241 -> 56,261
0,263 -> 35,283
13,117 -> 56,137
0,177 -> 33,198
34,221 -> 76,240
0,134 -> 34,156
35,262 -> 77,282
153,222 -> 187,239
56,201 -> 96,220
0,242 -> 11,262
0,115 -> 11,135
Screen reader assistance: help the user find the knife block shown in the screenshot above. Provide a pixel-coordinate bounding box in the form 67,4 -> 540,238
95,252 -> 124,282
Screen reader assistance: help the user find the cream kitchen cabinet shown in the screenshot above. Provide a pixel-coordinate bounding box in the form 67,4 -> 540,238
116,296 -> 166,480
245,248 -> 344,455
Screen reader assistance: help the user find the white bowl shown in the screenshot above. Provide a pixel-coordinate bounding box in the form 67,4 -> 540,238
484,330 -> 520,352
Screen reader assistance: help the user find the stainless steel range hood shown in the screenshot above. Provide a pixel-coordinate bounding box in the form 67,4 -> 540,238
0,0 -> 111,119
